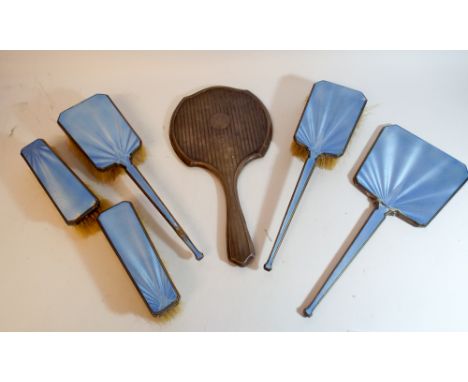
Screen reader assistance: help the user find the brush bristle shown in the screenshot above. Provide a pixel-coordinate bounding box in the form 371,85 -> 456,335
290,141 -> 309,161
316,155 -> 338,170
131,144 -> 148,167
291,141 -> 338,170
75,209 -> 101,236
153,301 -> 181,322
96,197 -> 113,211
74,195 -> 114,236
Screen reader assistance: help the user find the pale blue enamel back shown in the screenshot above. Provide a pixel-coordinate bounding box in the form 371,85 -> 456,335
98,202 -> 179,315
21,139 -> 98,224
295,81 -> 367,156
58,94 -> 141,169
356,125 -> 468,226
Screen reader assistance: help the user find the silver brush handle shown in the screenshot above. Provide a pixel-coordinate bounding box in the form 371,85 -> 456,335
264,154 -> 317,271
125,161 -> 204,261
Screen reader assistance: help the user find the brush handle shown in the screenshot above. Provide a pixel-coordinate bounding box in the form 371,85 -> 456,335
125,162 -> 203,260
303,204 -> 388,317
222,174 -> 255,266
264,154 -> 317,271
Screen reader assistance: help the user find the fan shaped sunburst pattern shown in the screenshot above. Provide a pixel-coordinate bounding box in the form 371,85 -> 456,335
58,94 -> 141,169
98,202 -> 179,315
21,139 -> 98,224
294,81 -> 366,156
356,125 -> 468,226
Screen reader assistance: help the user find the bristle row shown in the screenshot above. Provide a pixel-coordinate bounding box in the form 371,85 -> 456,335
316,155 -> 338,170
290,141 -> 338,170
154,303 -> 180,322
131,144 -> 148,166
290,141 -> 309,160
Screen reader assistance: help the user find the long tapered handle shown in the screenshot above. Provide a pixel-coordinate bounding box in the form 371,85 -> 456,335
264,155 -> 317,271
125,162 -> 203,260
303,204 -> 388,317
223,175 -> 255,266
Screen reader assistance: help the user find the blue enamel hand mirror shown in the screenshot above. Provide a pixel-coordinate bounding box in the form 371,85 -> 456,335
304,125 -> 468,316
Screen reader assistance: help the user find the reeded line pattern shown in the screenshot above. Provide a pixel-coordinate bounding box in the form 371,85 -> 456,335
171,87 -> 270,176
171,87 -> 271,265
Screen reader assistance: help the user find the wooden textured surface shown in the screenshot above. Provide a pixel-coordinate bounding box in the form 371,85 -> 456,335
170,86 -> 272,266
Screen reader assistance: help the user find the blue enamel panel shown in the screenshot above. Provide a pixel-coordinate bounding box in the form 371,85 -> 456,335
356,125 -> 468,226
295,80 -> 367,156
98,202 -> 180,315
57,94 -> 141,170
21,139 -> 99,224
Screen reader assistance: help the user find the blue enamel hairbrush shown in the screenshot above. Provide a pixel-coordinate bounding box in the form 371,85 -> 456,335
21,139 -> 179,315
58,94 -> 203,260
264,81 -> 367,271
303,125 -> 468,316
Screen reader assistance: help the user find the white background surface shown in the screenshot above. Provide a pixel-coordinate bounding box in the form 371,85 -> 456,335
1,51 -> 468,331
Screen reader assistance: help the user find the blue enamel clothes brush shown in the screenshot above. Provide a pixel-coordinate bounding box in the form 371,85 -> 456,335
98,201 -> 180,315
57,94 -> 203,260
303,125 -> 468,317
21,139 -> 180,315
21,139 -> 100,224
264,81 -> 367,271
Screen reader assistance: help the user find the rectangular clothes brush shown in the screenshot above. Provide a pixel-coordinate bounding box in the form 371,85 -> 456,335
21,139 -> 180,315
21,139 -> 100,225
98,201 -> 180,315
303,125 -> 468,317
264,81 -> 367,271
57,94 -> 203,260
